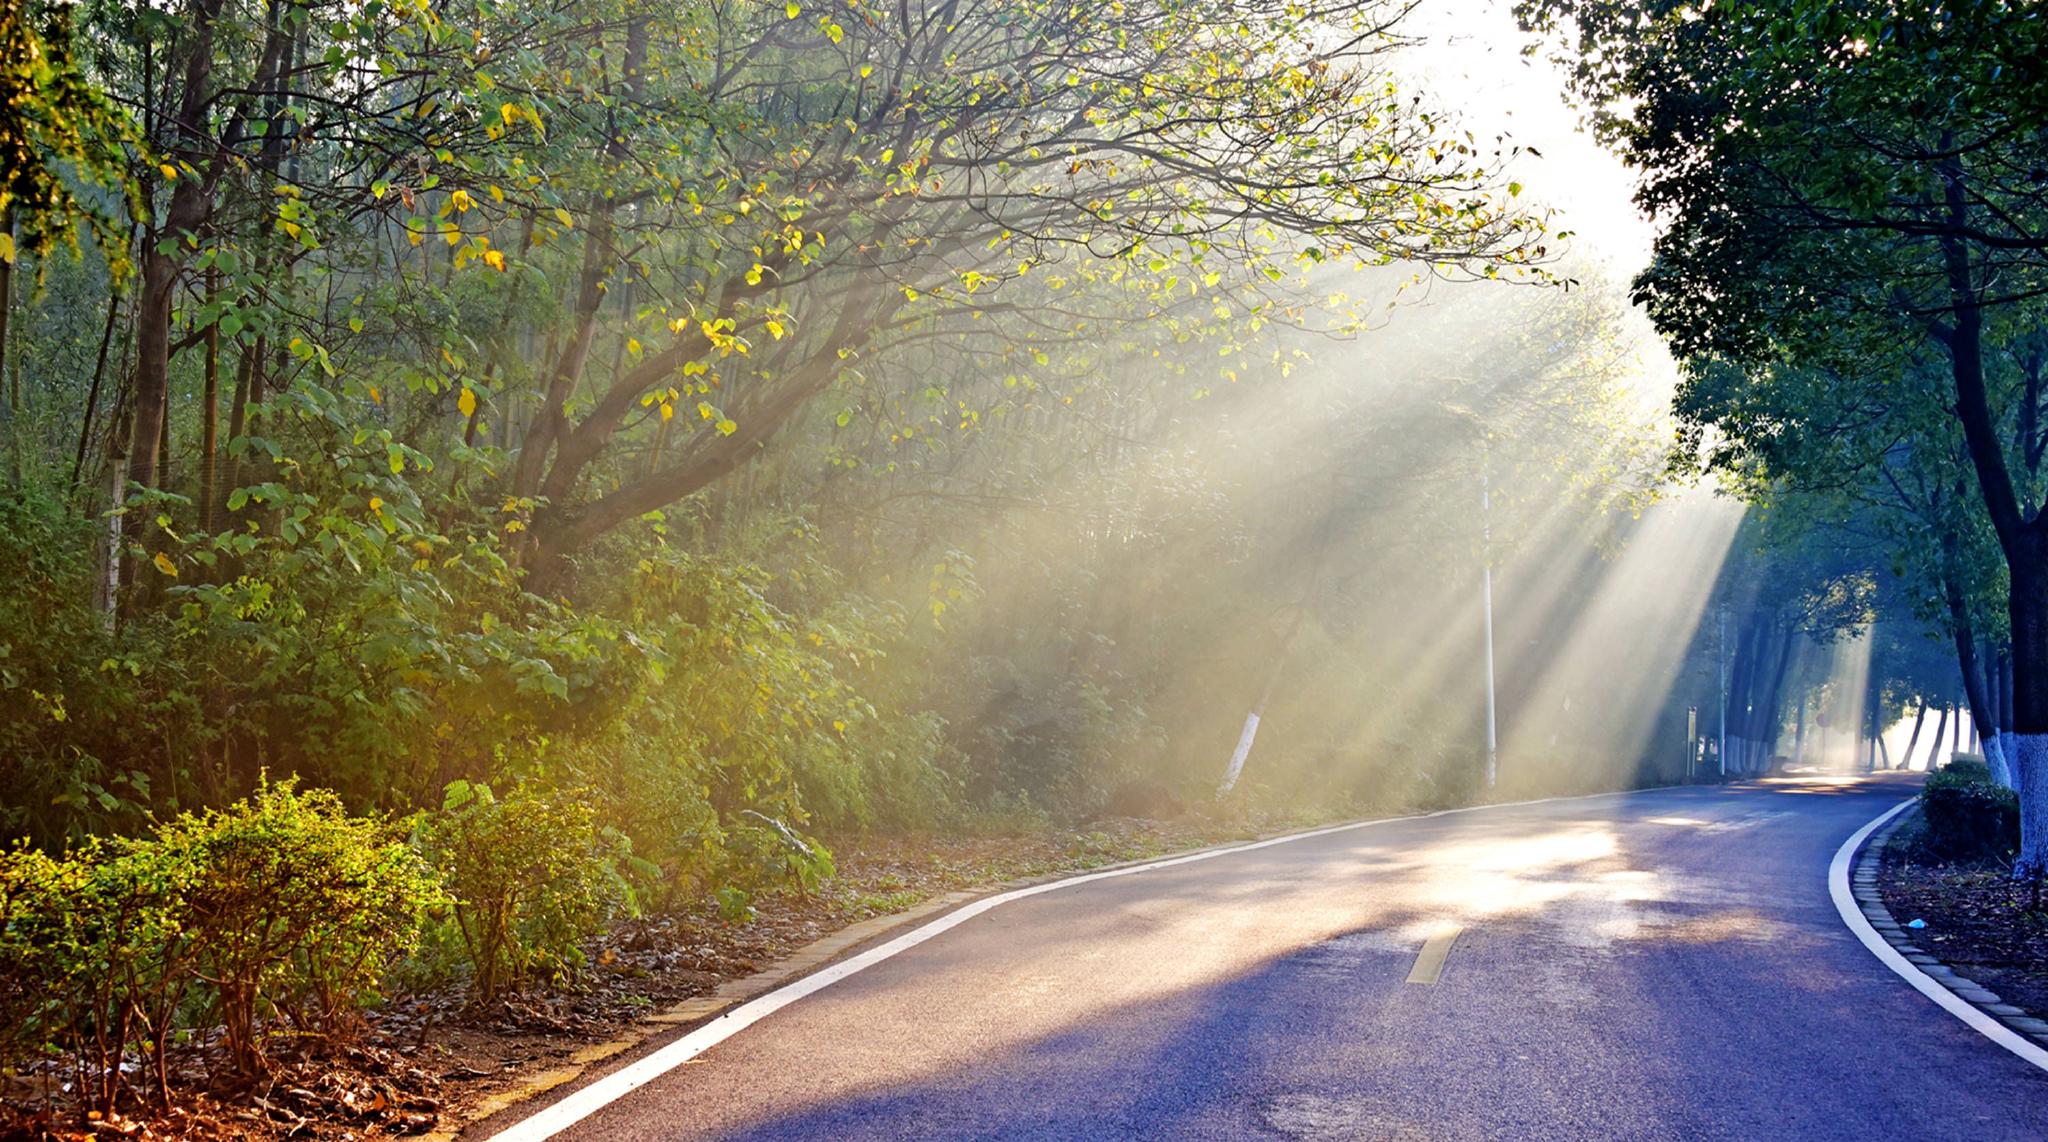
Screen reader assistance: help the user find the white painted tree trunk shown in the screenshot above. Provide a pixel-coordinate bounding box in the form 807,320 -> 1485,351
2017,735 -> 2048,877
1986,732 -> 2015,789
1217,711 -> 1260,795
2001,732 -> 2020,790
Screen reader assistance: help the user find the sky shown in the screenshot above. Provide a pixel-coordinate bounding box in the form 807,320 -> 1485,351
1399,0 -> 1657,274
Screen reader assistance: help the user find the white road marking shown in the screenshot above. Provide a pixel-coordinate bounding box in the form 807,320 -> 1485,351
480,787 -> 1645,1142
1405,925 -> 1463,984
1828,798 -> 2048,1074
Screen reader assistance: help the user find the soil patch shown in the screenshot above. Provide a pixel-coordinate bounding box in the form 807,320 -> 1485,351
1878,819 -> 2048,1015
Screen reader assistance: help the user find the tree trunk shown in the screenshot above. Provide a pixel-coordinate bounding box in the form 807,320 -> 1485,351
1999,645 -> 2019,791
1792,691 -> 1808,771
123,0 -> 224,595
69,284 -> 123,493
1926,704 -> 1950,770
1749,625 -> 1795,772
1722,613 -> 1764,774
198,268 -> 220,533
0,209 -> 13,423
1900,702 -> 1928,773
1941,548 -> 2008,784
2011,552 -> 2048,861
1932,165 -> 2048,870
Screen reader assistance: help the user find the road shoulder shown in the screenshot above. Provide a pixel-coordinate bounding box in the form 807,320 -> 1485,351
1831,797 -> 2048,1071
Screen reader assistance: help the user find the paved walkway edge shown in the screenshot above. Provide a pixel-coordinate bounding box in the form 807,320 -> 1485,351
1830,796 -> 2048,1071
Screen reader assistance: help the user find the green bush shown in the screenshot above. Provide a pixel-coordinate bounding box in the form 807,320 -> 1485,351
419,780 -> 634,1005
0,838 -> 191,1113
1919,766 -> 2021,864
0,781 -> 440,1112
147,780 -> 442,1073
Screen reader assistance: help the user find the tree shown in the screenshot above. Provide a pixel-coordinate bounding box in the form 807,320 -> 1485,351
1523,0 -> 2048,872
0,0 -> 132,268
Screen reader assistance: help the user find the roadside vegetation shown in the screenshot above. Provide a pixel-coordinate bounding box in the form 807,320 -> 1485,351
0,0 -> 1651,1132
10,0 -> 2046,1132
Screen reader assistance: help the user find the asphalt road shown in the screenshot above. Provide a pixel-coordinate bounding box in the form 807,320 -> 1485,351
491,775 -> 2048,1140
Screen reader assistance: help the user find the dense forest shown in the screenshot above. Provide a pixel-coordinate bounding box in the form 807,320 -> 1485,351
5,0 -> 2048,1130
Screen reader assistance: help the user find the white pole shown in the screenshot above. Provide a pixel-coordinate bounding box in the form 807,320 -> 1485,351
1717,605 -> 1729,777
1482,451 -> 1497,789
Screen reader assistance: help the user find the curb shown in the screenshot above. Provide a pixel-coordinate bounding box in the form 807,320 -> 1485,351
1837,799 -> 2048,1066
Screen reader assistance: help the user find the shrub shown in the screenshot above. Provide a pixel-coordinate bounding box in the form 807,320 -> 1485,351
419,780 -> 633,1005
1919,766 -> 2021,864
0,839 -> 190,1113
0,781 -> 440,1112
146,779 -> 442,1074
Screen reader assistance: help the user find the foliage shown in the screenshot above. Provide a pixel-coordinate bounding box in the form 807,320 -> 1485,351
0,0 -> 134,270
1523,0 -> 2048,860
417,780 -> 633,1005
146,779 -> 442,1073
1919,764 -> 2021,865
0,0 -> 1671,1105
0,781 -> 439,1112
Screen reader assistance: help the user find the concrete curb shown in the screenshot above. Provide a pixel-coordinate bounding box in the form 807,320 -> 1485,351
1847,802 -> 2048,1052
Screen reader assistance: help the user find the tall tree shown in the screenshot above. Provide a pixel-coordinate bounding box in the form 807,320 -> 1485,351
1525,0 -> 2048,871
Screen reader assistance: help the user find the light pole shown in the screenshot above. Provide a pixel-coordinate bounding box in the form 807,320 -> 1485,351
1482,445 -> 1498,789
1717,604 -> 1729,777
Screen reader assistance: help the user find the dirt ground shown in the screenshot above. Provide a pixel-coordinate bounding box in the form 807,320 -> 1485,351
1878,824 -> 2048,1016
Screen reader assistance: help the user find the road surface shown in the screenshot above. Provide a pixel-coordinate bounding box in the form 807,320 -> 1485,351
483,775 -> 2048,1140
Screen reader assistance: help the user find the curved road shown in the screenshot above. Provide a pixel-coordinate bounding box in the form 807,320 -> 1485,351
481,775 -> 2048,1140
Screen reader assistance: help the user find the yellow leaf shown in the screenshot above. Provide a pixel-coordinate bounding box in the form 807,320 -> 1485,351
368,496 -> 385,513
500,102 -> 518,125
0,233 -> 13,264
483,249 -> 506,271
660,402 -> 675,422
449,188 -> 474,212
785,0 -> 799,16
368,385 -> 382,404
554,207 -> 574,228
158,163 -> 178,181
458,388 -> 478,417
152,552 -> 178,578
